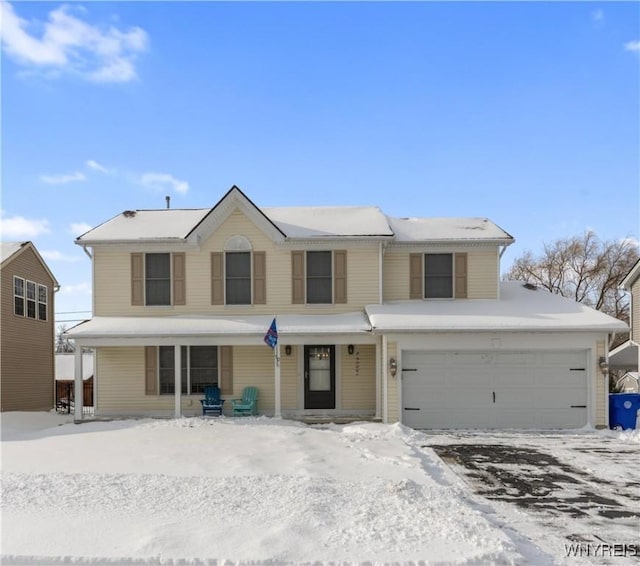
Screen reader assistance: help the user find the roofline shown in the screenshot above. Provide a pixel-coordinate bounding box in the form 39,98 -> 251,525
621,258 -> 640,290
1,241 -> 60,288
186,185 -> 287,240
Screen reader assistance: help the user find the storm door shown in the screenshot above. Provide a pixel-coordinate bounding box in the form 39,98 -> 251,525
304,345 -> 335,409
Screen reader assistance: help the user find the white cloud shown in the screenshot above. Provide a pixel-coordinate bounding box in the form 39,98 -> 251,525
58,282 -> 92,295
85,159 -> 109,174
139,172 -> 190,194
40,250 -> 80,262
40,171 -> 86,184
591,9 -> 604,22
624,40 -> 640,52
0,1 -> 148,83
0,213 -> 51,238
69,222 -> 93,236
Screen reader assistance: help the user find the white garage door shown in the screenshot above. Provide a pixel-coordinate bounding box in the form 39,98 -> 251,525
401,350 -> 588,429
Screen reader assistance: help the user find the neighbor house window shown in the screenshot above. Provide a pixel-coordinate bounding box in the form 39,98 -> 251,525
225,252 -> 251,305
14,277 -> 25,316
159,346 -> 218,395
307,251 -> 332,304
26,281 -> 37,319
145,253 -> 171,306
38,284 -> 48,321
424,254 -> 453,298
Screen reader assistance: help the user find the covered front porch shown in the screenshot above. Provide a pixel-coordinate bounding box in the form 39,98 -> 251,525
66,313 -> 385,422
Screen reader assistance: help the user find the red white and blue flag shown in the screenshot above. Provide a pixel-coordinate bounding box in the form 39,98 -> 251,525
264,318 -> 278,349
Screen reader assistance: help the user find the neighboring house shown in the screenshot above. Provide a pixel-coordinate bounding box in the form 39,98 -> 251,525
609,259 -> 640,375
614,372 -> 639,394
1,241 -> 59,411
67,186 -> 626,429
55,352 -> 94,410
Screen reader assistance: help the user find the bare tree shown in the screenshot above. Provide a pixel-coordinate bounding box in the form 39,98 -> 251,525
504,231 -> 639,347
55,323 -> 76,353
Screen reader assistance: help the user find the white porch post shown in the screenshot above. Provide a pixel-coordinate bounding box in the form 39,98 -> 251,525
74,347 -> 83,421
375,335 -> 382,420
382,335 -> 388,424
174,345 -> 182,418
274,342 -> 282,418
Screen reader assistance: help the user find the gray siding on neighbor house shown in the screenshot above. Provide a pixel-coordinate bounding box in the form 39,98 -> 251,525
1,246 -> 56,411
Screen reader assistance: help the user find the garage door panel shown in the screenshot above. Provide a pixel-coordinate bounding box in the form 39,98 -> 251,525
402,350 -> 589,429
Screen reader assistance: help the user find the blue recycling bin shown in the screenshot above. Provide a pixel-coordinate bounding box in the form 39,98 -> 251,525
609,393 -> 640,430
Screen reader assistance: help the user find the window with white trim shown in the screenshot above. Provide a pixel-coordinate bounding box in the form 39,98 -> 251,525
14,277 -> 25,316
424,253 -> 453,298
38,284 -> 48,321
225,252 -> 251,305
26,280 -> 37,319
145,253 -> 171,306
158,346 -> 218,395
306,251 -> 332,304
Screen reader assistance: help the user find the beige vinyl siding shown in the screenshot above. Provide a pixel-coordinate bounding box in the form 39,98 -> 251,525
467,249 -> 499,299
0,246 -> 55,411
94,208 -> 380,315
631,281 -> 640,342
280,346 -> 299,411
596,341 -> 606,428
231,345 -> 275,414
387,341 -> 399,423
340,344 -> 376,411
383,248 -> 499,301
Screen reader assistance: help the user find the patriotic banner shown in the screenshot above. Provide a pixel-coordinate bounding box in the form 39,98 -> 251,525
264,318 -> 278,349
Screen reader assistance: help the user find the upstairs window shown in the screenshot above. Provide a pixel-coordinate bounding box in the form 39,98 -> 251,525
38,284 -> 48,321
145,253 -> 171,306
14,277 -> 25,316
225,252 -> 251,305
424,254 -> 453,298
306,251 -> 332,304
26,281 -> 37,318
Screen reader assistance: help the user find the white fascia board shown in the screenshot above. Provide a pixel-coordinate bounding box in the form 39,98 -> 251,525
620,259 -> 640,290
387,240 -> 512,250
278,236 -> 394,248
82,241 -> 200,252
189,188 -> 286,245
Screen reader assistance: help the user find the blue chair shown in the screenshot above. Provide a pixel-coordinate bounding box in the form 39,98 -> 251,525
232,386 -> 259,417
200,385 -> 225,416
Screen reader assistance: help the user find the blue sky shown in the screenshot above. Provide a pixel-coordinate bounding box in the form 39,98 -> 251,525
2,1 -> 639,326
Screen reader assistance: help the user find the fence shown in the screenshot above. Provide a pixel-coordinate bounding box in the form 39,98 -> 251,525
56,379 -> 93,415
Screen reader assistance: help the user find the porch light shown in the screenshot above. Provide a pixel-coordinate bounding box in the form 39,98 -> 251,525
348,344 -> 354,355
389,357 -> 397,378
598,356 -> 609,375
285,345 -> 292,356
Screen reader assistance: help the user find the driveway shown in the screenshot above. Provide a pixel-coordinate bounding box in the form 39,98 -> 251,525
421,430 -> 640,562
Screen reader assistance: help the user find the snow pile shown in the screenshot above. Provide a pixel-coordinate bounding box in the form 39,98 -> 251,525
1,413 -> 547,564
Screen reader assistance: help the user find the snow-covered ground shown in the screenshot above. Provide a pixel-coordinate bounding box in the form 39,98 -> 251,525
1,412 -> 638,565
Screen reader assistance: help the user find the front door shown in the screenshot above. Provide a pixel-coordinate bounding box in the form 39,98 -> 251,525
304,345 -> 335,409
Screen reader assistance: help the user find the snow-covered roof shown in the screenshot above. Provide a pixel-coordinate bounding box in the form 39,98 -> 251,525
366,282 -> 628,333
75,186 -> 514,245
388,217 -> 513,243
77,209 -> 210,243
1,241 -> 24,263
609,340 -> 639,370
55,353 -> 94,381
263,206 -> 393,238
67,312 -> 371,341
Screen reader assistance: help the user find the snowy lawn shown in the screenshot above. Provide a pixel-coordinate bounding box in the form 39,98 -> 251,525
1,413 -> 638,565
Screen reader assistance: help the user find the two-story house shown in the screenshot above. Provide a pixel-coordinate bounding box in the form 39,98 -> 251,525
1,241 -> 59,411
67,186 -> 626,428
609,259 -> 639,380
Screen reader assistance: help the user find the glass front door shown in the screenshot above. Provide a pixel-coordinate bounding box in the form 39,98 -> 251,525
304,345 -> 335,409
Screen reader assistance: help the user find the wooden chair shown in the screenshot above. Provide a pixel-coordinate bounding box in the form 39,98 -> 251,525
232,386 -> 259,417
200,385 -> 225,417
